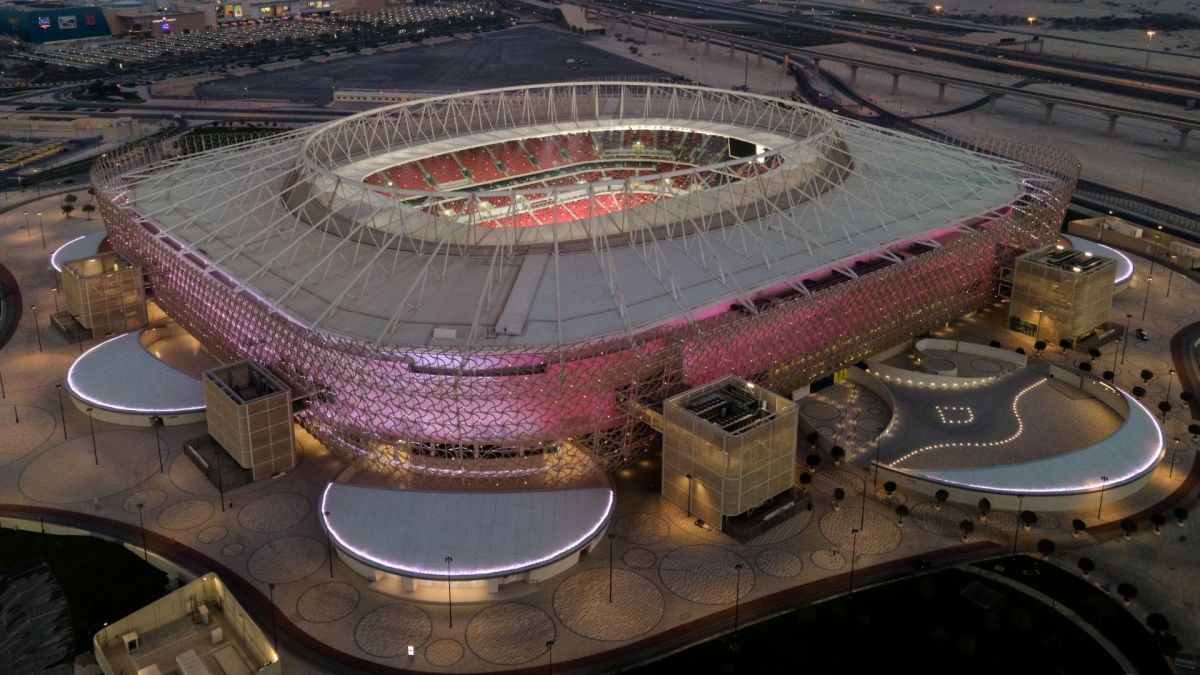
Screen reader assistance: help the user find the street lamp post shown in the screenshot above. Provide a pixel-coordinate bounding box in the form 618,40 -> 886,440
607,531 -> 616,603
267,582 -> 278,652
685,473 -> 694,518
152,416 -> 164,473
55,384 -> 67,439
1144,30 -> 1156,74
1033,308 -> 1044,341
1096,476 -> 1108,520
732,563 -> 743,634
1121,313 -> 1132,364
1141,276 -> 1153,321
31,304 -> 42,352
546,639 -> 555,674
23,210 -> 30,236
1166,368 -> 1176,402
37,211 -> 45,249
848,528 -> 860,596
1166,255 -> 1176,297
86,407 -> 98,465
136,502 -> 148,561
1169,438 -> 1180,479
445,556 -> 454,629
1011,494 -> 1024,556
51,287 -> 59,315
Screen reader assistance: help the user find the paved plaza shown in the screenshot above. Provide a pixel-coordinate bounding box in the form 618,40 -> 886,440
0,191 -> 1196,672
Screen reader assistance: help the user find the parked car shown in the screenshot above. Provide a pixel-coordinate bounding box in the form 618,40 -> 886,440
1135,328 -> 1150,341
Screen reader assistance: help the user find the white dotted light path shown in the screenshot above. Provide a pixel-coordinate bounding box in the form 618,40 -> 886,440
891,378 -> 1046,466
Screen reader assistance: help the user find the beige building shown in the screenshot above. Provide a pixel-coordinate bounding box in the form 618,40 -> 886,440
662,375 -> 797,530
1009,245 -> 1116,343
203,361 -> 295,480
94,573 -> 279,675
60,252 -> 148,336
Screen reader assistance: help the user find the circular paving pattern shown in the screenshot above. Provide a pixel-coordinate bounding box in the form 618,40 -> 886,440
614,512 -> 670,545
987,510 -> 1062,533
1153,318 -> 1179,330
20,431 -> 160,503
197,526 -> 228,544
0,406 -> 55,468
818,508 -> 902,555
909,502 -> 972,538
0,352 -> 77,392
622,547 -> 657,569
553,568 -> 664,641
238,492 -> 310,534
297,582 -> 360,624
355,605 -> 432,658
866,406 -> 885,415
801,401 -> 841,421
659,545 -> 753,604
855,418 -> 884,432
157,499 -> 214,531
466,603 -> 555,666
660,502 -> 732,542
221,543 -> 244,557
969,358 -> 1004,374
859,392 -> 878,404
815,425 -> 837,438
810,549 -> 847,571
247,536 -> 326,584
746,508 -> 813,546
755,549 -> 804,578
810,469 -> 865,499
122,489 -> 167,513
426,639 -> 465,667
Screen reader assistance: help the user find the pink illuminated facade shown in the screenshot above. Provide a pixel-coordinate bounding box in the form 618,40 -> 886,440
91,83 -> 1079,485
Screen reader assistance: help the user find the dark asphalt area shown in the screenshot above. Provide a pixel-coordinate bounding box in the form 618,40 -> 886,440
196,25 -> 670,102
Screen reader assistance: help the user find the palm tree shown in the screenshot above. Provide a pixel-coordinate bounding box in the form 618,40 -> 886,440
1036,538 -> 1055,558
1140,369 -> 1154,384
1019,510 -> 1038,531
833,487 -> 845,511
1132,386 -> 1146,400
798,472 -> 812,496
1071,519 -> 1086,538
895,504 -> 909,525
1034,340 -> 1047,356
1088,347 -> 1102,363
1146,613 -> 1170,634
1120,518 -> 1138,540
989,340 -> 1002,348
61,204 -> 75,219
805,454 -> 821,474
1078,362 -> 1092,373
1015,347 -> 1026,355
1102,370 -> 1115,382
1058,338 -> 1073,352
934,489 -> 949,511
1151,513 -> 1166,535
81,203 -> 95,220
830,445 -> 845,466
1174,506 -> 1188,526
1077,557 -> 1095,578
883,481 -> 897,499
1117,582 -> 1138,606
977,498 -> 991,522
63,193 -> 77,204
806,431 -> 820,450
959,519 -> 974,541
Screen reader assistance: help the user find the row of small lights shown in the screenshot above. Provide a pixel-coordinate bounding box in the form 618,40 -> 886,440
934,404 -> 974,425
866,367 -> 998,390
892,378 -> 1047,466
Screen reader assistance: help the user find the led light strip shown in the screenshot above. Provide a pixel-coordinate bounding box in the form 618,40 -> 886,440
319,483 -> 615,579
50,235 -> 88,273
935,405 -> 974,425
892,378 -> 1046,466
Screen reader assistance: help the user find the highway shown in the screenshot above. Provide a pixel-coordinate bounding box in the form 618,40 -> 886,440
608,0 -> 1200,105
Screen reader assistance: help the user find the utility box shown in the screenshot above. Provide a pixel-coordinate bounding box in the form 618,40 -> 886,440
60,252 -> 147,336
662,375 -> 797,528
202,362 -> 294,480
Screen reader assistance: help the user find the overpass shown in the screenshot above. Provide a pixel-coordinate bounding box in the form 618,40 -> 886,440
589,6 -> 1200,151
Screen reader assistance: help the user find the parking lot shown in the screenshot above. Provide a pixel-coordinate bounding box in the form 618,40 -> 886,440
195,25 -> 671,103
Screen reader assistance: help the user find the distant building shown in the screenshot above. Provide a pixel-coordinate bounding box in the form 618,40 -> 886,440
1009,244 -> 1116,343
0,2 -> 111,43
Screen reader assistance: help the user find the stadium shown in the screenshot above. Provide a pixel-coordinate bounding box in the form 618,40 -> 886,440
90,81 -> 1079,494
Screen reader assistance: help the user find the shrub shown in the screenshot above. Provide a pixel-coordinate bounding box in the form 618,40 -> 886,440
1120,518 -> 1138,538
883,481 -> 897,495
1077,558 -> 1095,577
1117,582 -> 1138,604
1174,506 -> 1188,525
895,504 -> 909,523
1146,613 -> 1170,633
1020,510 -> 1038,530
1036,538 -> 1055,558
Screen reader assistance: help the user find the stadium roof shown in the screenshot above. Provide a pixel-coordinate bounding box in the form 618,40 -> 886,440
109,82 -> 1046,350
